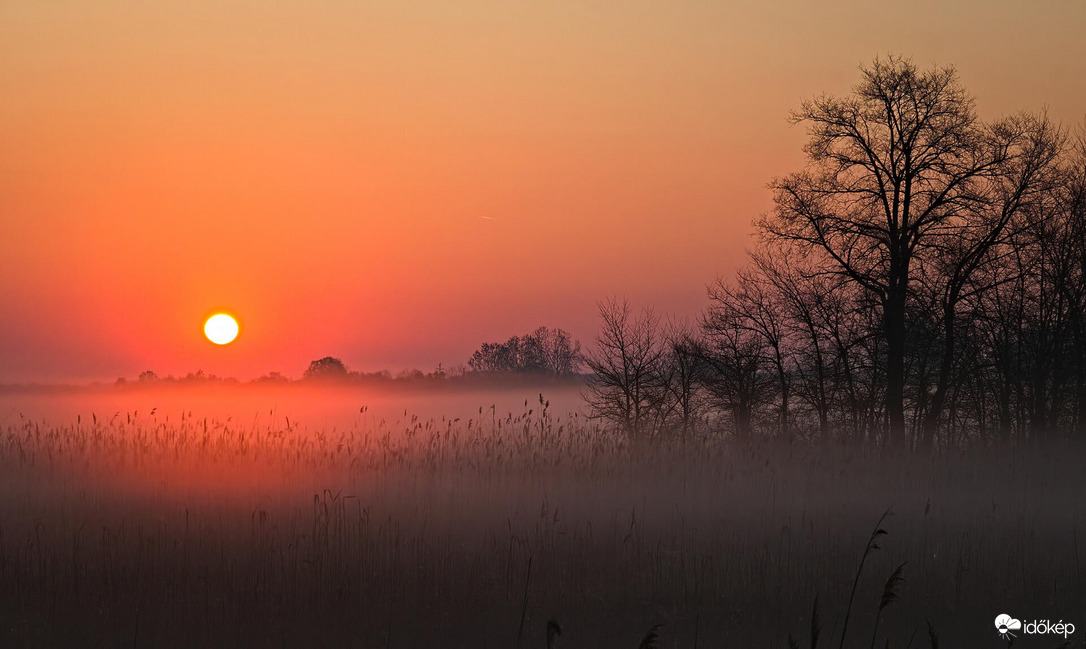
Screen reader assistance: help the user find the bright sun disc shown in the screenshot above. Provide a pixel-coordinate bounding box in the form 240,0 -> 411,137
204,314 -> 239,345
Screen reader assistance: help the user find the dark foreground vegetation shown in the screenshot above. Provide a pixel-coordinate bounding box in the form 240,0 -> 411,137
1,399 -> 1082,648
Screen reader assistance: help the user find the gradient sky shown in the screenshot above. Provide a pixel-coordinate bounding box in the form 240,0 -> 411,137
2,1 -> 1084,382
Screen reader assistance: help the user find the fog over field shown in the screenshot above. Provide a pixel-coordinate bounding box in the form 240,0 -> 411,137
0,382 -> 589,432
1,383 -> 1083,648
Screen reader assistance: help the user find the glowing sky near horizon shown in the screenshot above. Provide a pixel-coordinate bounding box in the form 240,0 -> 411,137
1,0 -> 1084,382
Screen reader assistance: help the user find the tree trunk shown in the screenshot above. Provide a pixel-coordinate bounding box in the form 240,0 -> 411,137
884,289 -> 908,447
998,353 -> 1014,439
811,337 -> 830,441
922,301 -> 957,446
775,350 -> 790,441
735,402 -> 752,440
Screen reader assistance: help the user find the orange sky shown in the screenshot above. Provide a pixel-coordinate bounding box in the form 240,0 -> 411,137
2,1 -> 1084,382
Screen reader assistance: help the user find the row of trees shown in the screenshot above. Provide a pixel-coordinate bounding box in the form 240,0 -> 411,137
122,329 -> 584,388
296,327 -> 584,382
585,56 -> 1086,446
467,326 -> 582,377
115,370 -> 239,386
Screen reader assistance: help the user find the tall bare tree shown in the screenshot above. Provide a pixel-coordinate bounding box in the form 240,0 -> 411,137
707,271 -> 794,439
762,56 -> 1019,445
751,247 -> 837,440
659,318 -> 706,441
583,299 -> 666,440
914,113 -> 1064,444
699,297 -> 773,439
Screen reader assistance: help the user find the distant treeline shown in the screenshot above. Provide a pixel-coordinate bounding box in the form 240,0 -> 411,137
115,326 -> 584,389
584,56 -> 1086,447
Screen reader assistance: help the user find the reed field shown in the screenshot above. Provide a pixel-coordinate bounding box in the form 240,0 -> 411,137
0,386 -> 1082,648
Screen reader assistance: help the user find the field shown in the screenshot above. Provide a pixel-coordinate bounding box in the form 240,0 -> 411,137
0,385 -> 1082,648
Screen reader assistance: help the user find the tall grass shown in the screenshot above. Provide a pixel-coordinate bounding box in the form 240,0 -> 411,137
0,394 -> 1083,647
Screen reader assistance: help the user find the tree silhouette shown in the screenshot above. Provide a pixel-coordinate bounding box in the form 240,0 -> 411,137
304,357 -> 348,380
762,55 -> 1031,445
468,327 -> 582,376
583,298 -> 666,440
581,57 -> 1086,444
699,292 -> 774,440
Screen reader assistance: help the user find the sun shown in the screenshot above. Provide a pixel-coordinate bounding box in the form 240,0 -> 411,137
204,313 -> 239,345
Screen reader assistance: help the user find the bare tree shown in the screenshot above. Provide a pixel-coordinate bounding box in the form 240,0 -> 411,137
707,270 -> 794,439
761,55 -> 1019,446
1066,127 -> 1086,433
659,318 -> 706,441
914,113 -> 1065,445
533,326 -> 583,377
583,299 -> 666,440
751,247 -> 836,440
699,296 -> 774,440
